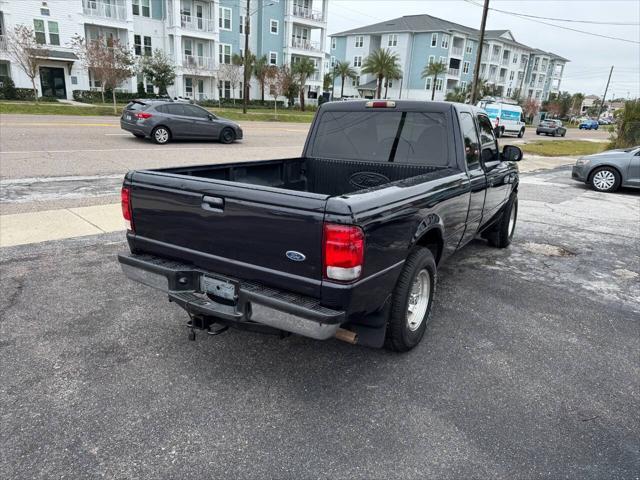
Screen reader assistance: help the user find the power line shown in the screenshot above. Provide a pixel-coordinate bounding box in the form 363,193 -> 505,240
475,6 -> 640,26
464,0 -> 640,44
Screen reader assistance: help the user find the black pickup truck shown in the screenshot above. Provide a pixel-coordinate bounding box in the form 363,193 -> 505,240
118,100 -> 522,351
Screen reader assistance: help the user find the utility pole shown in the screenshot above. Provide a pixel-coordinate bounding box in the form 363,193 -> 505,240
598,65 -> 613,118
242,0 -> 251,114
470,0 -> 489,105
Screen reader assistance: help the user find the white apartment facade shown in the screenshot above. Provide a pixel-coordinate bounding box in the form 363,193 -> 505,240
0,0 -> 328,101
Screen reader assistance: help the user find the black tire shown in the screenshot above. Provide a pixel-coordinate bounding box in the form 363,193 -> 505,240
220,127 -> 236,144
561,131 -> 566,137
151,126 -> 171,144
536,131 -> 540,135
551,130 -> 557,137
495,128 -> 502,138
518,128 -> 525,138
487,193 -> 518,248
133,133 -> 145,139
589,166 -> 621,193
385,247 -> 437,352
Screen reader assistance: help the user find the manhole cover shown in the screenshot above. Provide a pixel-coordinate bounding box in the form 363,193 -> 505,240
522,242 -> 576,257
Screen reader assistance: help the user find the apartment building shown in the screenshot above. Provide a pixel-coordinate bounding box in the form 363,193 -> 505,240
0,0 -> 328,101
329,14 -> 568,102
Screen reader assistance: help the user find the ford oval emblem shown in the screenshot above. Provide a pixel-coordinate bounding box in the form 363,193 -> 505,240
349,171 -> 390,189
286,250 -> 306,262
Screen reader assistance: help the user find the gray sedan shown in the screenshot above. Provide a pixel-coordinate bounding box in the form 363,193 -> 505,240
572,146 -> 640,192
121,99 -> 243,144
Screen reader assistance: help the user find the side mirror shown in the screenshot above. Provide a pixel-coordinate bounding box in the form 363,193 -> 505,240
502,145 -> 523,162
207,114 -> 214,121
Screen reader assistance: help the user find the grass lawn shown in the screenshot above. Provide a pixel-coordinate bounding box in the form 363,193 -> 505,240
521,140 -> 609,157
0,101 -> 315,123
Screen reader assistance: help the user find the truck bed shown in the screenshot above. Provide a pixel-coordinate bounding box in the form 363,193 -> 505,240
157,157 -> 445,196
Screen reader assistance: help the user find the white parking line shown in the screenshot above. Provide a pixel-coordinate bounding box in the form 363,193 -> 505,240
0,145 -> 297,154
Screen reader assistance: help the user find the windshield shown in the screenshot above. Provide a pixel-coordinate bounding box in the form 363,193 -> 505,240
310,111 -> 449,165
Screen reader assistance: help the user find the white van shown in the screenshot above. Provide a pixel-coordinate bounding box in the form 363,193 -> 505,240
478,101 -> 526,138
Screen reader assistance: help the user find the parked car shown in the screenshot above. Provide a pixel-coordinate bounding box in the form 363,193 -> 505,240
118,100 -> 523,352
479,101 -> 526,138
120,99 -> 243,144
579,119 -> 599,130
536,119 -> 567,137
572,146 -> 640,192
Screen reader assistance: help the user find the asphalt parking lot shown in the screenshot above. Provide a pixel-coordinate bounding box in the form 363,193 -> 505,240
1,153 -> 638,479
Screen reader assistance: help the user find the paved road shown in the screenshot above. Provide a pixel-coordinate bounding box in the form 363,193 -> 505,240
1,167 -> 638,479
0,114 -> 610,180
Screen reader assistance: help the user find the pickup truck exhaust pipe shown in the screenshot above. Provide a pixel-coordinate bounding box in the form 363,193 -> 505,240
335,328 -> 358,344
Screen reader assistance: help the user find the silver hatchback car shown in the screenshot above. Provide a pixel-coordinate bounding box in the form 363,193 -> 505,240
121,99 -> 243,145
572,146 -> 640,192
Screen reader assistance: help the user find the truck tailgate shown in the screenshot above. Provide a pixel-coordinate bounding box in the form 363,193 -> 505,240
128,171 -> 329,297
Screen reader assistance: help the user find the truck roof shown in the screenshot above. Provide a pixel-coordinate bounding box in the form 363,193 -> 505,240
320,100 -> 485,116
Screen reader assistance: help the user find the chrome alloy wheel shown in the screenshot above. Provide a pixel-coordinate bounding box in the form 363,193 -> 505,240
154,128 -> 169,144
592,170 -> 616,191
406,269 -> 431,331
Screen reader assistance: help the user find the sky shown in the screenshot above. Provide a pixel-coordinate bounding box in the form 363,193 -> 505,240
325,0 -> 640,98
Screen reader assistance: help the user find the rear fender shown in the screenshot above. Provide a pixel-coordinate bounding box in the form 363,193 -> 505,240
410,215 -> 445,264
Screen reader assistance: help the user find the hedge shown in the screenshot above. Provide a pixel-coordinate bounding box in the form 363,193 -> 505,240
72,89 -> 161,103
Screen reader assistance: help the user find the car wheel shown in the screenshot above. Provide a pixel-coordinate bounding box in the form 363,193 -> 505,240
220,127 -> 236,144
536,131 -> 540,135
385,247 -> 436,352
152,126 -> 171,145
589,167 -> 620,193
561,131 -> 566,137
487,193 -> 518,248
518,128 -> 525,138
552,130 -> 557,137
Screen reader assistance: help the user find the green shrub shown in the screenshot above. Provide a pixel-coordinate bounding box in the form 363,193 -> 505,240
72,89 -> 159,103
610,100 -> 640,148
14,88 -> 36,101
197,98 -> 285,109
0,77 -> 17,100
137,82 -> 146,96
37,96 -> 60,102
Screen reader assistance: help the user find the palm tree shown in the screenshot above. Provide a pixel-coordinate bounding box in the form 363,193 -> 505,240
292,57 -> 316,111
334,61 -> 356,98
468,78 -> 488,103
323,72 -> 333,92
253,55 -> 268,103
445,86 -> 467,103
361,48 -> 401,99
421,61 -> 447,101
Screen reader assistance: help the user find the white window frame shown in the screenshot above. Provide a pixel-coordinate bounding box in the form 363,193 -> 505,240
431,33 -> 437,47
388,34 -> 397,47
435,78 -> 443,91
219,7 -> 232,31
330,56 -> 336,67
462,61 -> 469,74
506,87 -> 512,97
218,43 -> 231,64
460,80 -> 467,90
353,55 -> 362,67
331,37 -> 336,49
354,35 -> 363,48
270,19 -> 279,35
441,34 -> 449,49
239,15 -> 249,35
465,43 -> 472,54
439,56 -> 446,65
513,54 -> 518,64
509,71 -> 515,80
269,51 -> 278,65
428,55 -> 435,65
425,77 -> 432,90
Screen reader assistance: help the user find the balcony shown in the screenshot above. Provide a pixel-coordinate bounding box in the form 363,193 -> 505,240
180,14 -> 216,33
82,0 -> 127,21
292,5 -> 324,22
451,46 -> 463,57
290,39 -> 322,52
448,68 -> 460,76
182,55 -> 215,71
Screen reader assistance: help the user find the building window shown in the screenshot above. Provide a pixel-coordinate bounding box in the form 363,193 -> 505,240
47,21 -> 59,45
506,87 -> 512,97
431,33 -> 437,47
33,19 -> 46,44
185,77 -> 193,97
270,19 -> 279,34
218,80 -> 231,99
352,75 -> 360,87
435,78 -> 443,91
134,35 -> 142,55
269,51 -> 277,65
425,77 -> 432,90
387,80 -> 393,88
439,56 -> 446,65
428,55 -> 435,65
184,38 -> 193,56
388,34 -> 397,47
353,56 -> 362,67
330,56 -> 336,67
441,34 -> 449,49
331,37 -> 336,49
239,16 -> 250,35
513,54 -> 518,64
41,7 -> 50,16
465,43 -> 472,54
219,7 -> 232,30
219,44 -> 231,64
462,61 -> 469,74
132,0 -> 150,17
460,80 -> 467,90
509,71 -> 515,80
354,36 -> 363,48
144,36 -> 152,56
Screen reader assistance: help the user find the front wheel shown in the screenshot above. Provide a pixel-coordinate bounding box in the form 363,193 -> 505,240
488,194 -> 518,248
385,248 -> 437,352
518,128 -> 525,138
220,127 -> 236,144
590,167 -> 620,193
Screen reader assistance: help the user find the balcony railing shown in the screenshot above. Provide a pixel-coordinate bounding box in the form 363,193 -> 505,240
0,35 -> 7,51
490,54 -> 501,63
182,55 -> 215,71
292,5 -> 324,21
451,46 -> 463,57
291,39 -> 321,52
82,0 -> 127,21
180,14 -> 216,33
448,68 -> 460,76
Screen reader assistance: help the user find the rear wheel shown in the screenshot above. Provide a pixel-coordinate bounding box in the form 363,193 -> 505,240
385,248 -> 437,352
518,128 -> 525,138
152,126 -> 171,144
220,127 -> 236,144
487,193 -> 518,248
589,167 -> 620,193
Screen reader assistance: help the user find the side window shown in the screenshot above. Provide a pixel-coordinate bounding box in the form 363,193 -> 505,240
166,104 -> 186,116
155,105 -> 167,114
477,114 -> 499,163
184,105 -> 210,119
460,113 -> 480,169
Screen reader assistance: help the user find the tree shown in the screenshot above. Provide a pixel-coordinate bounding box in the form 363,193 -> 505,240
218,63 -> 243,104
264,65 -> 280,116
421,61 -> 447,101
362,48 -> 401,99
7,25 -> 49,101
609,100 -> 640,148
468,78 -> 488,103
334,61 -> 356,98
142,49 -> 176,95
278,64 -> 299,107
323,72 -> 333,92
523,98 -> 540,122
445,86 -> 467,103
570,92 -> 585,116
253,55 -> 269,103
292,57 -> 316,111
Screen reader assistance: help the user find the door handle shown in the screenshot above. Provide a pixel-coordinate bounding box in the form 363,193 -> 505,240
201,195 -> 224,213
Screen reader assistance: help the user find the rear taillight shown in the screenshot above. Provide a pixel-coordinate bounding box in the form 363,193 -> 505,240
323,224 -> 364,282
135,112 -> 153,119
121,186 -> 133,231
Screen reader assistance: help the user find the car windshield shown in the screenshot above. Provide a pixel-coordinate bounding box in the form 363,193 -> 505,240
311,110 -> 449,165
